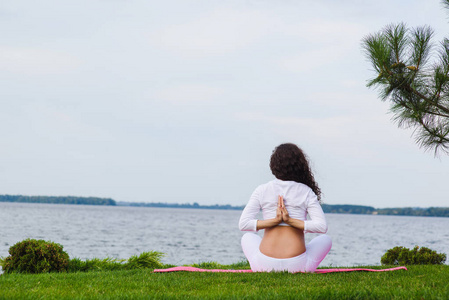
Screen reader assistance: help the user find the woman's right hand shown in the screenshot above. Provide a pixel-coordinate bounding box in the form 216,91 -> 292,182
275,196 -> 283,223
278,195 -> 305,230
278,196 -> 292,223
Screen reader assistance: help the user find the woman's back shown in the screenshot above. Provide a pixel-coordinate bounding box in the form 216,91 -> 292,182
259,179 -> 310,224
248,179 -> 311,258
239,179 -> 327,234
260,226 -> 305,258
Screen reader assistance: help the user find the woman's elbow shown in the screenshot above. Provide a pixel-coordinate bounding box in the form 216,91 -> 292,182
318,222 -> 328,234
239,219 -> 256,232
238,219 -> 247,231
238,222 -> 245,231
239,222 -> 248,231
309,220 -> 327,234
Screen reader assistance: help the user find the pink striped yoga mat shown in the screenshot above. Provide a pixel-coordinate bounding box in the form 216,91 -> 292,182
154,266 -> 407,274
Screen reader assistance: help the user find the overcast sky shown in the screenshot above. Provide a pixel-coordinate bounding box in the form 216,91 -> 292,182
1,0 -> 448,208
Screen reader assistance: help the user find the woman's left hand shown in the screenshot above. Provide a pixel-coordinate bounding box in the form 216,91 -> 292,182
279,196 -> 290,223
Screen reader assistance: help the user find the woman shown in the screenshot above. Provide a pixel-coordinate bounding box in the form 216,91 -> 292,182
239,143 -> 331,273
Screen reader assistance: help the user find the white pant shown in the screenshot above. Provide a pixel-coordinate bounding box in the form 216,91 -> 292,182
241,233 -> 332,273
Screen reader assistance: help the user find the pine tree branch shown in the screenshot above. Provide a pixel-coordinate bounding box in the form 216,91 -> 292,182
362,10 -> 449,154
402,83 -> 449,114
416,117 -> 449,143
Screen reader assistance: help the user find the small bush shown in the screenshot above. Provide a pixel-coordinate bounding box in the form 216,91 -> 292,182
67,257 -> 126,272
192,261 -> 226,269
126,251 -> 164,270
381,246 -> 447,265
227,260 -> 250,269
68,251 -> 164,272
1,239 -> 69,273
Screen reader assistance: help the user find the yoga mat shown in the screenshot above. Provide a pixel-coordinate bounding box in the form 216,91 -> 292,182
154,266 -> 407,273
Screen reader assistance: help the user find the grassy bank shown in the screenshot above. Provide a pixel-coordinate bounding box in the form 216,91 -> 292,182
0,265 -> 448,299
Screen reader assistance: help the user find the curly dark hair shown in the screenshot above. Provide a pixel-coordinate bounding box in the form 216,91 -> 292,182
270,143 -> 322,202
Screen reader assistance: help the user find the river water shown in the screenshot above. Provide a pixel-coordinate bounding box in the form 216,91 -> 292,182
1,202 -> 448,268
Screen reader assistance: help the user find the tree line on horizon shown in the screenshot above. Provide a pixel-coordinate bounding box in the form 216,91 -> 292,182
0,195 -> 116,206
2,195 -> 448,217
118,201 -> 240,210
121,202 -> 449,217
321,204 -> 449,217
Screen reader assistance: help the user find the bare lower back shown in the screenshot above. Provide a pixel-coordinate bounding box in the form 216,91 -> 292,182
259,226 -> 306,258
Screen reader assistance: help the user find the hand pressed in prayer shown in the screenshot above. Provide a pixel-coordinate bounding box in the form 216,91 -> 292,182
278,196 -> 290,223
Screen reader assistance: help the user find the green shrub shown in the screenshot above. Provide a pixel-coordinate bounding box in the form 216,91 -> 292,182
67,251 -> 164,272
381,246 -> 447,265
67,257 -> 126,272
1,239 -> 69,273
125,251 -> 164,270
227,260 -> 250,269
191,261 -> 226,269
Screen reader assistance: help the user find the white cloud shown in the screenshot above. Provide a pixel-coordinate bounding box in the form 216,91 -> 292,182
278,18 -> 366,72
235,109 -> 416,162
149,9 -> 274,57
279,46 -> 347,73
0,47 -> 82,75
153,84 -> 225,104
236,111 -> 355,140
340,79 -> 363,88
30,105 -> 113,141
285,19 -> 365,43
305,91 -> 382,110
149,8 -> 366,60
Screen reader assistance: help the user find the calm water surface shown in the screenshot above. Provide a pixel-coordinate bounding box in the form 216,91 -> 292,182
1,202 -> 448,268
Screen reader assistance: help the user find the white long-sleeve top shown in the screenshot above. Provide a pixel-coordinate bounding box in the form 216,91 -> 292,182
239,179 -> 328,234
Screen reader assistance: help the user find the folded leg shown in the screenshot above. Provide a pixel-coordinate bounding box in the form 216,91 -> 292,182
241,233 -> 262,270
305,234 -> 332,272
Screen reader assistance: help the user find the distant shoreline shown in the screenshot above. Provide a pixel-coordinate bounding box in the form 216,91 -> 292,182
1,195 -> 448,217
0,195 -> 116,206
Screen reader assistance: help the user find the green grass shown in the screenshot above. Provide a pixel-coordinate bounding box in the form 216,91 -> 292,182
1,265 -> 448,299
